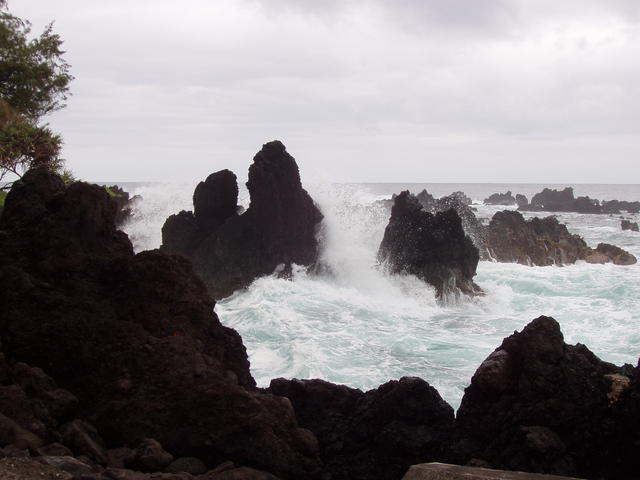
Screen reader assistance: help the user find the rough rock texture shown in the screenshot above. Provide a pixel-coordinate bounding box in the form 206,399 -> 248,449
519,187 -> 640,214
402,463 -> 586,480
268,377 -> 454,480
106,185 -> 140,228
0,168 -> 322,480
515,194 -> 528,208
378,191 -> 481,297
621,220 -> 639,232
455,316 -> 636,479
483,191 -> 516,205
591,243 -> 637,265
162,141 -> 323,299
413,190 -> 485,247
483,210 -> 636,266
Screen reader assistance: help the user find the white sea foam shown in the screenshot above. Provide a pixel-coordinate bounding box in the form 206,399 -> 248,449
122,182 -> 640,410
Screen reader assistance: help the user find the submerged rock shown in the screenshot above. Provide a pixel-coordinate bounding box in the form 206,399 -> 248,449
378,191 -> 481,297
483,191 -> 516,205
162,141 -> 323,299
0,168 -> 322,479
268,376 -> 454,480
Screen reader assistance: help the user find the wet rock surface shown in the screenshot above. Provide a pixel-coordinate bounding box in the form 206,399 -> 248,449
378,191 -> 481,297
483,210 -> 636,266
621,219 -> 639,232
162,141 -> 323,299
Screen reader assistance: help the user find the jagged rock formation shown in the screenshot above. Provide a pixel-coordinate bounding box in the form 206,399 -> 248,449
378,191 -> 481,297
621,220 -> 639,232
0,168 -> 322,479
268,377 -> 454,480
483,191 -> 516,205
483,210 -> 636,266
518,187 -> 640,214
515,194 -> 528,208
106,184 -> 141,228
455,316 -> 638,480
162,141 -> 323,299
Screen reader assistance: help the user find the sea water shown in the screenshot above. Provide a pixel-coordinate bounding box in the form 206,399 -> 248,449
121,182 -> 640,409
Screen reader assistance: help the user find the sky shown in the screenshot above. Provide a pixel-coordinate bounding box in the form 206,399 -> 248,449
10,0 -> 640,183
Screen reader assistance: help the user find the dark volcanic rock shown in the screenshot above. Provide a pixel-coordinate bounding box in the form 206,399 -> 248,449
378,191 -> 481,297
621,219 -> 639,232
483,191 -> 516,205
455,316 -> 630,478
106,185 -> 140,228
162,141 -> 323,299
515,194 -> 528,208
483,210 -> 590,265
592,243 -> 637,265
268,377 -> 454,480
521,187 -> 640,215
0,169 -> 322,479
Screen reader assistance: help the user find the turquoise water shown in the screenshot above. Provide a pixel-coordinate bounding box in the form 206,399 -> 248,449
123,182 -> 640,409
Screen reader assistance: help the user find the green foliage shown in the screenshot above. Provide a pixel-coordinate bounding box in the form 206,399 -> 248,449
0,189 -> 6,208
0,2 -> 73,184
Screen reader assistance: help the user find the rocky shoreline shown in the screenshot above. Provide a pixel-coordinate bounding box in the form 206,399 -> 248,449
0,152 -> 638,479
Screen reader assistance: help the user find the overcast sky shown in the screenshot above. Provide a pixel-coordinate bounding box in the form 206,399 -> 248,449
10,0 -> 640,183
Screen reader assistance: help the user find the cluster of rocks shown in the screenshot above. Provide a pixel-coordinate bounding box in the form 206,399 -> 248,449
0,168 -> 322,480
482,210 -> 636,266
621,220 -> 639,232
1,159 -> 639,480
161,141 -> 323,299
483,191 -> 517,206
377,191 -> 482,298
518,187 -> 640,214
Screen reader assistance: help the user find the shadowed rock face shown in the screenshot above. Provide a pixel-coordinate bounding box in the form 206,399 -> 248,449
518,187 -> 640,214
378,191 -> 481,298
455,316 -> 638,479
162,141 -> 323,299
621,220 -> 639,232
268,377 -> 455,480
483,191 -> 516,206
0,169 -> 322,480
483,210 -> 636,266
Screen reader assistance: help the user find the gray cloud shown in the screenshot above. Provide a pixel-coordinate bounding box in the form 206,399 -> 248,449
8,0 -> 640,182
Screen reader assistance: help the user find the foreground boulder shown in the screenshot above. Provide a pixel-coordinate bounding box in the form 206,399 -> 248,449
483,191 -> 516,205
162,141 -> 323,299
0,169 -> 322,479
483,210 -> 636,266
268,377 -> 454,480
455,316 -> 637,479
378,191 -> 481,297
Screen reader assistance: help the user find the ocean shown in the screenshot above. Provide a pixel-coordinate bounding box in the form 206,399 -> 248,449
120,182 -> 640,410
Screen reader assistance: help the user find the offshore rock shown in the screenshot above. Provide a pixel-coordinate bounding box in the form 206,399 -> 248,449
378,191 -> 481,298
621,220 -> 639,232
455,316 -> 630,478
483,191 -> 516,205
0,169 -> 322,479
162,141 -> 323,299
520,187 -> 640,214
483,211 -> 590,265
268,377 -> 454,480
483,210 -> 636,266
515,194 -> 528,208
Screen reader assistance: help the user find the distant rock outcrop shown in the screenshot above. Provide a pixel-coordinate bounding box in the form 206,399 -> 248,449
518,187 -> 640,214
0,168 -> 322,480
455,316 -> 637,479
378,191 -> 481,297
483,191 -> 516,205
162,141 -> 323,299
515,194 -> 528,208
621,219 -> 639,232
268,377 -> 454,480
483,210 -> 636,266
